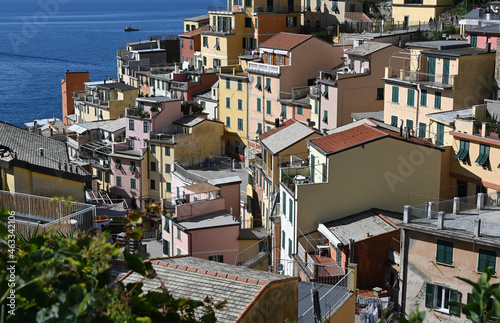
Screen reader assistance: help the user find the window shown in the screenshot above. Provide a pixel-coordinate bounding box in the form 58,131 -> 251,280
442,58 -> 450,85
226,79 -> 230,89
143,121 -> 149,133
406,119 -> 414,132
203,56 -> 207,65
257,98 -> 261,112
254,17 -> 258,28
421,89 -> 427,106
150,179 -> 156,190
115,159 -> 121,169
455,140 -> 470,161
177,227 -> 182,240
425,283 -> 460,315
256,76 -> 262,90
281,104 -> 287,118
282,192 -> 286,214
163,239 -> 170,256
167,182 -> 171,192
267,126 -> 271,132
305,0 -> 311,10
215,38 -> 220,51
377,88 -> 384,100
177,248 -> 182,256
288,198 -> 293,223
226,116 -> 231,128
104,172 -> 110,184
209,255 -> 223,262
418,122 -> 427,138
257,123 -> 262,135
163,215 -> 170,232
322,85 -> 329,99
323,110 -> 328,124
151,161 -> 156,172
189,39 -> 193,50
286,16 -> 297,27
478,249 -> 496,274
297,105 -> 303,115
391,86 -> 399,103
129,161 -> 136,171
165,147 -> 170,156
322,163 -> 327,182
181,38 -> 184,48
266,100 -> 271,115
129,119 -> 134,130
226,97 -> 230,109
282,230 -> 286,249
434,91 -> 442,109
129,138 -> 135,150
237,80 -> 243,91
94,107 -> 97,117
391,115 -> 398,127
237,118 -> 244,131
97,170 -> 103,181
165,163 -> 171,173
150,144 -> 156,153
237,99 -> 242,110
214,58 -> 221,67
245,17 -> 251,27
407,89 -> 415,107
203,36 -> 208,47
130,178 -> 136,189
476,144 -> 490,166
470,34 -> 477,47
310,155 -> 315,181
264,78 -> 271,92
288,239 -> 293,258
116,176 -> 122,187
436,239 -> 453,265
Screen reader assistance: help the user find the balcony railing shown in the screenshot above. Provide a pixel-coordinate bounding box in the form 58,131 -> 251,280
73,91 -> 109,107
252,155 -> 272,178
281,166 -> 311,194
473,120 -> 500,139
247,61 -> 280,76
126,108 -> 150,119
219,66 -> 244,75
169,81 -> 188,91
235,236 -> 270,266
385,67 -> 455,88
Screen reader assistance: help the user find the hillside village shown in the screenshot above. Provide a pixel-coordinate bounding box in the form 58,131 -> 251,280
2,0 -> 500,321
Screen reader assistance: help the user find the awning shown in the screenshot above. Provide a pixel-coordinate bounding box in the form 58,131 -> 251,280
68,124 -> 88,134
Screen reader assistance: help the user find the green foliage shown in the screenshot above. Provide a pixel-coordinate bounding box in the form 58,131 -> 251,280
312,28 -> 336,43
395,305 -> 426,323
454,267 -> 500,323
0,205 -> 225,322
181,101 -> 204,115
445,1 -> 467,16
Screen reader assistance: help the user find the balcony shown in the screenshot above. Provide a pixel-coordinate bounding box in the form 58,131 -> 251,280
281,166 -> 311,194
202,25 -> 236,35
67,134 -> 90,148
73,91 -> 109,108
384,67 -> 455,89
169,81 -> 188,91
247,61 -> 280,76
219,65 -> 244,76
472,120 -> 500,140
126,108 -> 150,119
252,154 -> 272,178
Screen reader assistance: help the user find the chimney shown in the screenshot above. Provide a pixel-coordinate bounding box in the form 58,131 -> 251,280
66,70 -> 69,73
39,148 -> 44,156
103,79 -> 107,84
33,121 -> 38,133
275,118 -> 280,128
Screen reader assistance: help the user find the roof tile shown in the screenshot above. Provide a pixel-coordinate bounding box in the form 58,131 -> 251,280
259,32 -> 313,50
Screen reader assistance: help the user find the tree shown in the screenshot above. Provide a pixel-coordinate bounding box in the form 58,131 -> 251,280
0,206 -> 225,322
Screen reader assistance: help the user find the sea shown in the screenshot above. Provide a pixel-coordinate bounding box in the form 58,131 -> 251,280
0,0 -> 216,127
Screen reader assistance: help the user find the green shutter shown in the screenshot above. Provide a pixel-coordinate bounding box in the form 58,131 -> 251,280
449,289 -> 460,316
437,240 -> 453,265
283,192 -> 286,214
407,89 -> 415,107
289,198 -> 292,223
322,85 -> 329,99
425,283 -> 435,308
428,57 -> 436,82
391,116 -> 398,127
266,100 -> 271,114
421,89 -> 427,106
418,122 -> 426,138
257,98 -> 261,112
282,230 -> 286,249
332,0 -> 338,11
392,86 -> 399,103
436,123 -> 444,146
434,91 -> 442,109
442,59 -> 450,85
288,238 -> 292,258
315,0 -> 321,10
478,249 -> 497,273
322,163 -> 327,182
305,0 -> 310,10
310,155 -> 315,181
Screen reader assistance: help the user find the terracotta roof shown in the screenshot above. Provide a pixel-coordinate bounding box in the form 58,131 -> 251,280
310,123 -> 441,155
345,12 -> 372,23
180,25 -> 210,37
259,32 -> 313,50
259,119 -> 298,140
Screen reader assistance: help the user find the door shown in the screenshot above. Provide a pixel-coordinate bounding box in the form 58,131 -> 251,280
403,15 -> 409,29
457,181 -> 467,197
436,122 -> 444,146
442,59 -> 450,85
267,0 -> 273,11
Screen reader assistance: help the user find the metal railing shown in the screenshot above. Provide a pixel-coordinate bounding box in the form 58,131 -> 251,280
170,81 -> 188,90
73,91 -> 109,107
0,190 -> 96,236
273,258 -> 347,286
235,236 -> 269,266
247,62 -> 280,76
300,270 -> 353,322
385,68 -> 455,87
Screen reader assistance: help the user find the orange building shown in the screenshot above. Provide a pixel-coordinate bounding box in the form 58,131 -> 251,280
61,71 -> 89,125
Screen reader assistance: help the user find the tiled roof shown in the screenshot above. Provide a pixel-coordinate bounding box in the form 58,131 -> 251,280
259,32 -> 313,50
260,119 -> 317,154
180,25 -> 210,37
116,256 -> 297,322
323,209 -> 402,245
311,123 -> 440,155
0,121 -> 90,179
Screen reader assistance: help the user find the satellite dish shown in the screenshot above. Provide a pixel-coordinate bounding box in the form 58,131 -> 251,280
277,264 -> 284,272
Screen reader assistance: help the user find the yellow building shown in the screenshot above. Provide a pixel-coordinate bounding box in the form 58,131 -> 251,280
392,0 -> 454,24
383,41 -> 495,139
218,65 -> 250,159
200,0 -> 302,68
74,80 -> 138,122
0,121 -> 91,202
145,116 -> 225,203
183,14 -> 209,32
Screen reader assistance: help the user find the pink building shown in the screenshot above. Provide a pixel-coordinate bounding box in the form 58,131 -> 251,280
246,32 -> 343,143
467,24 -> 500,50
170,70 -> 218,102
161,182 -> 240,264
317,42 -> 402,130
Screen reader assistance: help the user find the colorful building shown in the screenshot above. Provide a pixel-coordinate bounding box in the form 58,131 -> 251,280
302,0 -> 346,32
179,25 -> 210,69
73,80 -> 138,123
247,32 -> 343,141
315,42 -> 402,131
183,14 -> 209,33
392,0 -> 454,25
383,40 -> 495,139
199,0 -> 302,69
61,71 -> 89,125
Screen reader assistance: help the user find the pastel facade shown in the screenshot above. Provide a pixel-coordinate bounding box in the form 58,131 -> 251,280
74,80 -> 138,123
247,33 -> 343,141
180,25 -> 210,69
302,0 -> 346,32
169,71 -> 219,102
183,14 -> 209,32
316,42 -> 402,131
392,0 -> 454,24
383,41 -> 495,139
61,71 -> 89,125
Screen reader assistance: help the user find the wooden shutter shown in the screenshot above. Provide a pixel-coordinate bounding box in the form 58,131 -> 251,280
425,283 -> 435,308
449,289 -> 460,316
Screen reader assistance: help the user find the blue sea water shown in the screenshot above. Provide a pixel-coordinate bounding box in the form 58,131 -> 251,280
0,0 -> 216,127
